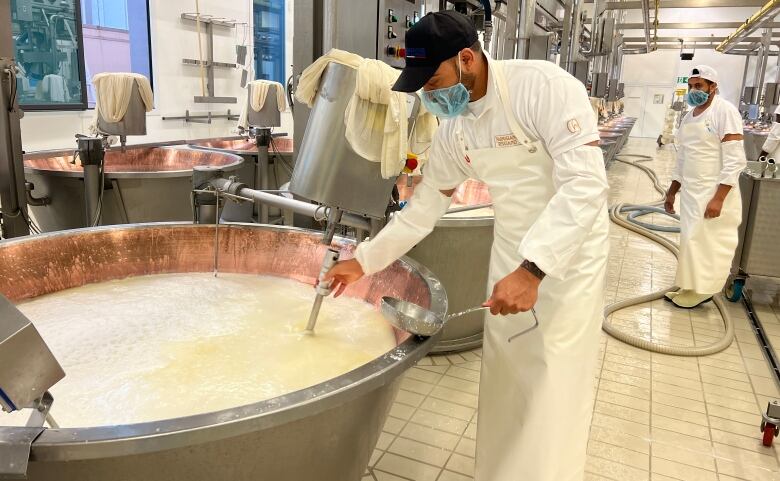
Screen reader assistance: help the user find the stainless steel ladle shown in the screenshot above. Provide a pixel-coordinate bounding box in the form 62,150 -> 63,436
380,297 -> 540,343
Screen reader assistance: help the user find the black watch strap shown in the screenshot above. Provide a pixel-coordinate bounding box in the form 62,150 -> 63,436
521,260 -> 546,281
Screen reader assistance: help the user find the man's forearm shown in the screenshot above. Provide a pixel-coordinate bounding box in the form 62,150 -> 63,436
667,180 -> 681,196
712,183 -> 732,201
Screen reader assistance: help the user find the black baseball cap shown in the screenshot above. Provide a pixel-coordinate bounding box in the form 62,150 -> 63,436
392,11 -> 478,93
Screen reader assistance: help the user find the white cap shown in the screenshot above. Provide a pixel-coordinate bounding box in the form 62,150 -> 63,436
689,65 -> 719,85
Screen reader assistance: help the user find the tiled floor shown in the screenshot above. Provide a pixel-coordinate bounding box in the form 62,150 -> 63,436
364,138 -> 780,481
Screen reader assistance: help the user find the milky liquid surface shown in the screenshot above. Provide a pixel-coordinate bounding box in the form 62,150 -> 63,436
3,274 -> 396,428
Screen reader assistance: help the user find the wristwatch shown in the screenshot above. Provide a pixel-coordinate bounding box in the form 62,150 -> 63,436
520,260 -> 546,281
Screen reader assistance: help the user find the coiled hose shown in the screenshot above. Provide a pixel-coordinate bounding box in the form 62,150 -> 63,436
603,153 -> 735,356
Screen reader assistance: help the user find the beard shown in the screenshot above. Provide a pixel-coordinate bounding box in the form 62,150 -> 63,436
461,70 -> 477,97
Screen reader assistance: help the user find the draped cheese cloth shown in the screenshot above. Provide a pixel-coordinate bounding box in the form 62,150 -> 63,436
296,49 -> 437,178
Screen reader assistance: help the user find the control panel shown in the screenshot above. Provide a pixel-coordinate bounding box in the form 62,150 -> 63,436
378,0 -> 423,69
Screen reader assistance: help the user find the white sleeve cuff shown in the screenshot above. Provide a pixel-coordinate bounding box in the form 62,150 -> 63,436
763,137 -> 780,158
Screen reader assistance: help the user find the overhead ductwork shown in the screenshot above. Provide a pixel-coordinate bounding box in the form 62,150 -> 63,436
716,0 -> 780,53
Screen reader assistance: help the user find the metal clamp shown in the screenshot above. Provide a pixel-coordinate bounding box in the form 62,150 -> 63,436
1,391 -> 56,479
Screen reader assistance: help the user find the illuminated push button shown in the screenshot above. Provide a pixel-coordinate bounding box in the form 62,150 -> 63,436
388,9 -> 397,22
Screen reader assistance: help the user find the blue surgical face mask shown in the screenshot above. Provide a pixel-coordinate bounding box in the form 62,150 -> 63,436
686,88 -> 710,107
420,56 -> 470,119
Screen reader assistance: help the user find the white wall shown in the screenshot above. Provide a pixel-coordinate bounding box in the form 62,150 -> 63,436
20,0 -> 295,152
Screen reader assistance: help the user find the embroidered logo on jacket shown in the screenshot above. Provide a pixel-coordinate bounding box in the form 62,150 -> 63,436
495,134 -> 520,147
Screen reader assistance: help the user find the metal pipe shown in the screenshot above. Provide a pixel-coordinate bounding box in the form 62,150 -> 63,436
740,54 -> 752,104
83,164 -> 102,227
580,0 -> 600,56
640,0 -> 655,53
717,0 -> 780,53
756,32 -> 772,106
568,0 -> 585,68
480,0 -> 493,53
24,183 -> 50,207
559,0 -> 574,66
516,0 -> 536,59
209,178 -> 372,232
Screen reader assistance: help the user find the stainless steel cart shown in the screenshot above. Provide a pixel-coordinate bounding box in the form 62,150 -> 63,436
726,160 -> 780,301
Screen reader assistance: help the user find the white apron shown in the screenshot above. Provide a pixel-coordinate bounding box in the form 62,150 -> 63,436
676,109 -> 742,295
457,62 -> 609,481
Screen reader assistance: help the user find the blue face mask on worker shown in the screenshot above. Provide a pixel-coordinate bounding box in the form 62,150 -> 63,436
420,56 -> 470,119
686,87 -> 710,107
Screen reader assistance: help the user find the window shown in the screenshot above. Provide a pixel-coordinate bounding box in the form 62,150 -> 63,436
11,0 -> 87,109
253,0 -> 285,84
9,0 -> 152,110
81,0 -> 152,107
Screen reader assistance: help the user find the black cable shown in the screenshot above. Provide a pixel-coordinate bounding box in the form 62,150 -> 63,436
269,136 -> 294,175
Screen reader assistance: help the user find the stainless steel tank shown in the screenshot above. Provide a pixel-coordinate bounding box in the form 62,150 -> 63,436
398,177 -> 494,352
0,223 -> 445,481
291,62 -> 397,220
24,145 -> 244,232
743,128 -> 769,161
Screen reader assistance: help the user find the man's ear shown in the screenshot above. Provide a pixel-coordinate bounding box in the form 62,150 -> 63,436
460,48 -> 476,71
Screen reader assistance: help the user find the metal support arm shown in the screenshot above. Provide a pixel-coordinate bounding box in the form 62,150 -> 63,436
208,177 -> 373,233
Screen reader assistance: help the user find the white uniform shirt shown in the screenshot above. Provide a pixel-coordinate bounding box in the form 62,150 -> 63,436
762,106 -> 780,156
423,57 -> 601,189
356,55 -> 608,279
673,95 -> 744,186
406,56 -> 606,280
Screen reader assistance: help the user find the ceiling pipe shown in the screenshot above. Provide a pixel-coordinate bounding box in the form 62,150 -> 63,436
716,0 -> 780,53
640,0 -> 658,53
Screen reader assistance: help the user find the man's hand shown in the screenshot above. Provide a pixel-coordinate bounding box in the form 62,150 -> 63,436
704,197 -> 724,219
664,192 -> 676,215
483,267 -> 541,316
322,259 -> 365,297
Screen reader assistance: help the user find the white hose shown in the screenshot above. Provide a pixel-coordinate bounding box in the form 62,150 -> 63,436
603,153 -> 735,356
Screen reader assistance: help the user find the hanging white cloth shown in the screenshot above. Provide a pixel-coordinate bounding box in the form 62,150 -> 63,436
296,49 -> 437,178
92,72 -> 153,123
295,49 -> 363,107
238,80 -> 286,129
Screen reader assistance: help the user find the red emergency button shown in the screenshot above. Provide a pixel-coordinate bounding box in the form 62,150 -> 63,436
397,47 -> 406,58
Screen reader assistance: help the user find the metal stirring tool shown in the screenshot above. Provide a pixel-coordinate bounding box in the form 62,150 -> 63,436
381,297 -> 540,342
304,248 -> 341,333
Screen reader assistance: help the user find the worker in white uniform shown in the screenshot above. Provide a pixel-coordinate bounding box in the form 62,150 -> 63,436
664,65 -> 746,308
324,11 -> 609,481
759,105 -> 780,160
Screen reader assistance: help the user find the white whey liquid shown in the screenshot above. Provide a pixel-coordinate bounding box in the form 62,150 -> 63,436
3,273 -> 396,428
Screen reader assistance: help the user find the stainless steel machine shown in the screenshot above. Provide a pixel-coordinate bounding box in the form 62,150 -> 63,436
75,78 -> 150,228
193,59 -> 405,332
0,294 -> 64,479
